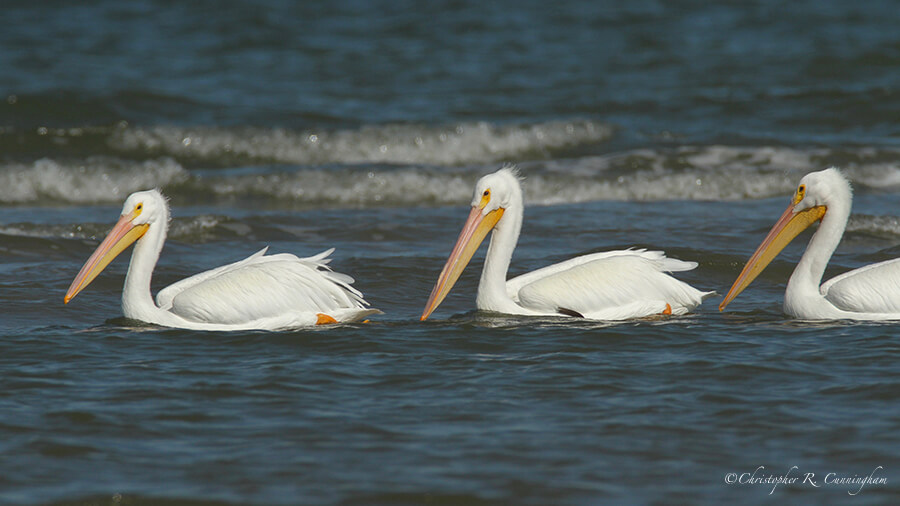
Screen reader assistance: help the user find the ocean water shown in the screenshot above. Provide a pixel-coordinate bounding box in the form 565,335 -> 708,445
1,0 -> 899,504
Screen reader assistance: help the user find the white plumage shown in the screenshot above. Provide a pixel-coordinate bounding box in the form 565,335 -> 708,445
421,167 -> 712,321
512,250 -> 707,319
720,167 -> 900,320
821,258 -> 900,314
65,189 -> 378,330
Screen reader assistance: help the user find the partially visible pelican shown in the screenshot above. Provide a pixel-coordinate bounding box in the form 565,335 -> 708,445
719,167 -> 900,320
421,166 -> 712,321
65,189 -> 379,330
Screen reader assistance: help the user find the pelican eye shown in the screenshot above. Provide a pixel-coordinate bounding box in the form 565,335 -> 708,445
479,188 -> 491,208
792,184 -> 806,204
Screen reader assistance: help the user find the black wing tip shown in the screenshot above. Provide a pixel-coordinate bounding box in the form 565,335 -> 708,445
557,307 -> 585,318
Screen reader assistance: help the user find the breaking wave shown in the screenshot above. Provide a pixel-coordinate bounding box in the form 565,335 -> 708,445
846,215 -> 900,238
106,119 -> 614,166
0,157 -> 188,204
0,145 -> 897,208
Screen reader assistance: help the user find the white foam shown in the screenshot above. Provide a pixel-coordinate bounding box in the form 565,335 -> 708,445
0,157 -> 189,204
192,163 -> 802,207
0,215 -> 228,242
0,223 -> 102,240
2,145 -> 897,207
108,120 -> 614,166
167,215 -> 223,241
207,169 -> 478,207
528,145 -> 900,203
846,215 -> 900,237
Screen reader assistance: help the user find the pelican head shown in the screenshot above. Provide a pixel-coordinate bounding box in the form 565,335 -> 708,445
719,168 -> 850,311
421,166 -> 522,320
65,189 -> 169,304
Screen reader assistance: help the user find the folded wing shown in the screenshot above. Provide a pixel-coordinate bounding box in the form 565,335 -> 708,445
510,249 -> 712,320
156,248 -> 369,325
821,257 -> 900,313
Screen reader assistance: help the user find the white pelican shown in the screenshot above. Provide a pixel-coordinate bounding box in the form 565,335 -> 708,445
65,189 -> 379,330
420,166 -> 712,321
719,167 -> 900,320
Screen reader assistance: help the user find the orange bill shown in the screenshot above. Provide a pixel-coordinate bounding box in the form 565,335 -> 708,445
65,211 -> 148,304
421,206 -> 504,320
719,203 -> 826,311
